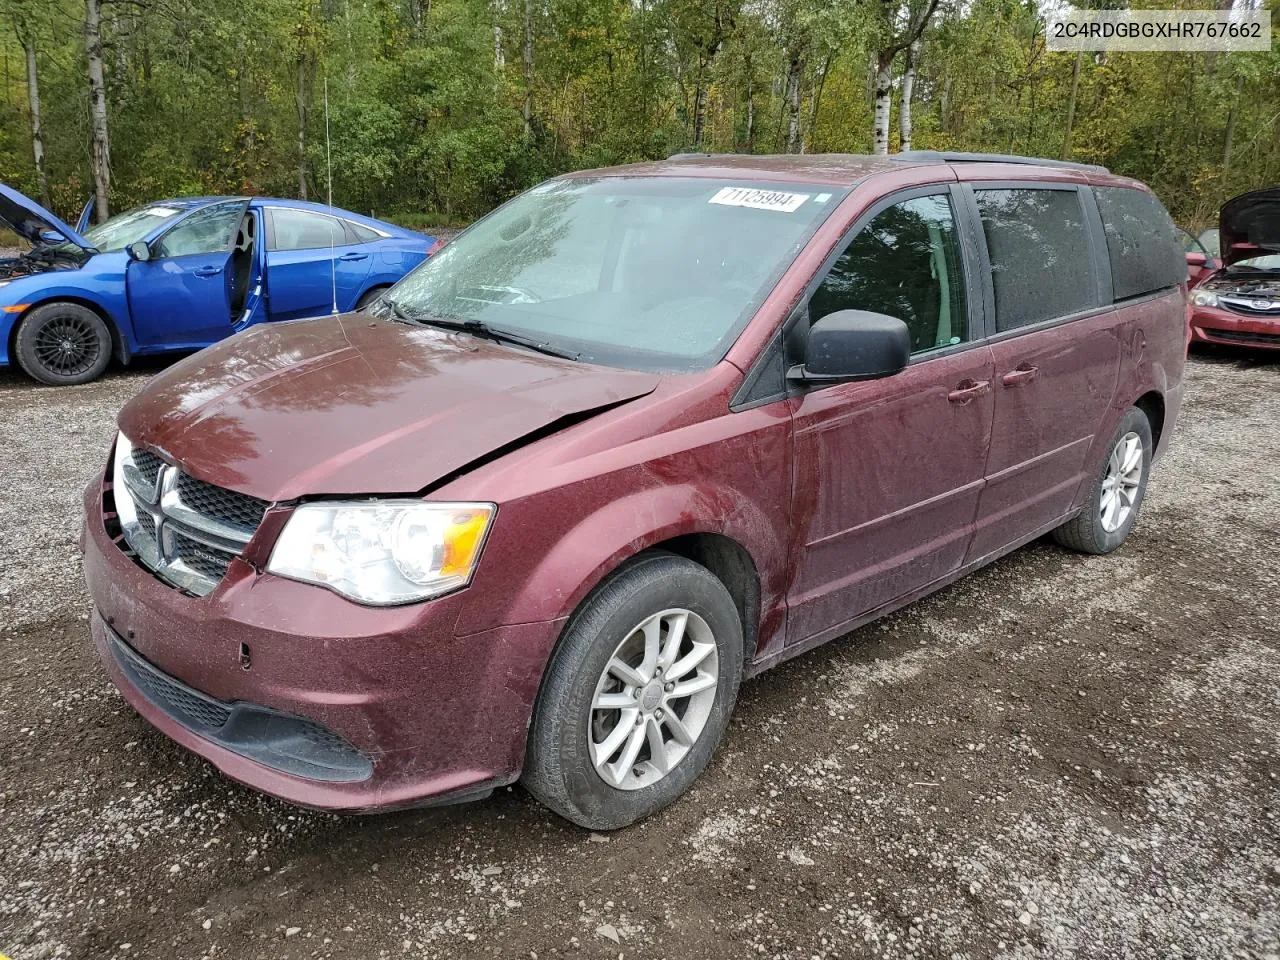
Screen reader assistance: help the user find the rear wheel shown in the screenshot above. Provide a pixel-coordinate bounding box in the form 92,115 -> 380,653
523,552 -> 743,830
355,286 -> 387,311
14,302 -> 112,386
1052,407 -> 1153,554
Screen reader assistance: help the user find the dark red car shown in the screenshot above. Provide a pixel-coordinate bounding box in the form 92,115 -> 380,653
1188,187 -> 1280,349
82,152 -> 1187,829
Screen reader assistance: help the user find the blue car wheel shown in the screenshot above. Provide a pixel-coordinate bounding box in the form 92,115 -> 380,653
15,302 -> 113,386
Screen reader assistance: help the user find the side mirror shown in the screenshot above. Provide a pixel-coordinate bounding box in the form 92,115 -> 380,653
38,228 -> 67,244
127,240 -> 152,262
1185,251 -> 1218,274
788,309 -> 911,384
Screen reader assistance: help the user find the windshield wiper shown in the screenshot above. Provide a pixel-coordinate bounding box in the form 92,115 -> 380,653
375,298 -> 579,361
378,295 -> 416,324
415,315 -> 580,361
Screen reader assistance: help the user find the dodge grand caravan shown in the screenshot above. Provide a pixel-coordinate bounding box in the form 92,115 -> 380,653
82,152 -> 1187,829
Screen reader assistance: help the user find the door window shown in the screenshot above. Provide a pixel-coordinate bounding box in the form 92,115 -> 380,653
809,193 -> 968,353
154,203 -> 242,258
973,188 -> 1096,330
269,208 -> 348,251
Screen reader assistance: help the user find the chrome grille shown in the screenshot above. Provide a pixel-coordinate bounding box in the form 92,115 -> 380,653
175,473 -> 268,532
114,442 -> 267,596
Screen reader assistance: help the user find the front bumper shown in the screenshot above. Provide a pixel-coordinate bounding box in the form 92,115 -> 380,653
1189,305 -> 1280,349
82,474 -> 565,812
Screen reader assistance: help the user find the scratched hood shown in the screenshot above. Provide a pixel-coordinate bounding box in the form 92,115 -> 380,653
118,315 -> 661,502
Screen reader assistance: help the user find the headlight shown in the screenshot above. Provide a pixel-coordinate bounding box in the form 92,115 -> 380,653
1191,290 -> 1219,308
267,500 -> 495,605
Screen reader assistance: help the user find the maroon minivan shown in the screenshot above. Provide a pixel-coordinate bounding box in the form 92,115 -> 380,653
82,152 -> 1187,829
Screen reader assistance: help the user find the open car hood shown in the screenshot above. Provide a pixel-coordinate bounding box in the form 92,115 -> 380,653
1220,186 -> 1280,266
0,183 -> 95,251
118,315 -> 661,503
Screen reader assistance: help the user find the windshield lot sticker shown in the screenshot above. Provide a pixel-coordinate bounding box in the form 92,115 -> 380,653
709,187 -> 809,213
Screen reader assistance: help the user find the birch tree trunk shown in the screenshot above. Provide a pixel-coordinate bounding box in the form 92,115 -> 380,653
744,76 -> 755,151
22,30 -> 52,210
872,55 -> 892,155
85,0 -> 111,222
522,0 -> 534,136
296,58 -> 307,199
899,40 -> 918,152
1061,50 -> 1082,159
784,52 -> 803,154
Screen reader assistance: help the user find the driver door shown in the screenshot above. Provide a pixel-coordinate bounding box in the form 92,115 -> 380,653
786,187 -> 995,645
125,200 -> 249,349
1179,228 -> 1217,289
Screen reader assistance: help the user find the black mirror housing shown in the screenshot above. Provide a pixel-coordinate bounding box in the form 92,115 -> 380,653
127,240 -> 151,262
790,309 -> 911,384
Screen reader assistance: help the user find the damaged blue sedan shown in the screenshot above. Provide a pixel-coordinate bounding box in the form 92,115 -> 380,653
0,185 -> 435,384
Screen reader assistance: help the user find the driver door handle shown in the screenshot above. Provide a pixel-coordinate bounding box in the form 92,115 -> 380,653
193,265 -> 222,278
948,379 -> 991,405
1001,363 -> 1040,387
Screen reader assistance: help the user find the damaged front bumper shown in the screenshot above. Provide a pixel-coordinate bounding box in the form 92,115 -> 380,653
81,473 -> 565,813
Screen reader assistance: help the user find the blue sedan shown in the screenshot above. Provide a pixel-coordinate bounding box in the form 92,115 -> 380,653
0,185 -> 435,384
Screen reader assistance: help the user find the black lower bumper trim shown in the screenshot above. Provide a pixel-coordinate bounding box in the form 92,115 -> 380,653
105,621 -> 373,784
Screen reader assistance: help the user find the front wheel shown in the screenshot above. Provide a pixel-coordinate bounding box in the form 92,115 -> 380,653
1052,407 -> 1153,554
522,552 -> 743,830
14,302 -> 112,386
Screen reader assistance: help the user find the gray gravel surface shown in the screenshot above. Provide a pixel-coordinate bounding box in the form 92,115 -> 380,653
1,348 -> 1277,960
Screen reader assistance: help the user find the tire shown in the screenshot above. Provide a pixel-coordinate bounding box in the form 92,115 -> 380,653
1052,407 -> 1153,555
355,286 -> 387,311
14,302 -> 112,386
523,551 -> 744,830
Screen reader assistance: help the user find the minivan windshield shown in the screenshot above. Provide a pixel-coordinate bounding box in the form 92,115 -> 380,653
378,177 -> 846,371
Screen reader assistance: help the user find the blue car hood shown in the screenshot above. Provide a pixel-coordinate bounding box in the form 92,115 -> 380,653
0,183 -> 95,251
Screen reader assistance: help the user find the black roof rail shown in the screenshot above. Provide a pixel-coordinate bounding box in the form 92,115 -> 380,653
895,150 -> 1108,174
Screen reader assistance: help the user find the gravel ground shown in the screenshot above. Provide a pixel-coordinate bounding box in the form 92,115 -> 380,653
0,348 -> 1277,960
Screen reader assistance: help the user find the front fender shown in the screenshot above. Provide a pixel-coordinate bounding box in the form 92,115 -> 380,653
0,262 -> 135,364
513,481 -> 782,630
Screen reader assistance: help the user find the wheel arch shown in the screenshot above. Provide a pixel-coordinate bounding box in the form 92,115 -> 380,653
1133,389 -> 1165,451
355,282 -> 392,308
10,294 -> 129,365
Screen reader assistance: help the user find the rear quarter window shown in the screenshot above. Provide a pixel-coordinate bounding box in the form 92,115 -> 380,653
1095,187 -> 1185,301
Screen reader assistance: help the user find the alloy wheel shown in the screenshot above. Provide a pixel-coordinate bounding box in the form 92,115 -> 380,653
32,314 -> 104,378
1100,431 -> 1143,533
588,608 -> 719,791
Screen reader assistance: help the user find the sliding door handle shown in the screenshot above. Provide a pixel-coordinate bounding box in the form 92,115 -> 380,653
948,379 -> 991,405
1001,363 -> 1040,387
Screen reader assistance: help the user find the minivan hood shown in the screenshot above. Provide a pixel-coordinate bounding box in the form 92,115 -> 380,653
1220,186 -> 1280,266
0,183 -> 95,251
118,315 -> 661,502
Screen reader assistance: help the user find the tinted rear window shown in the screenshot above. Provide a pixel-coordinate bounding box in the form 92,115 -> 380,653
1094,187 -> 1185,301
974,188 -> 1096,331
